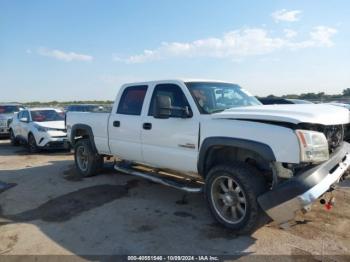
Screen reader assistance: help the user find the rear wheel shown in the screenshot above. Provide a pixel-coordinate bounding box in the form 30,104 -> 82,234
205,162 -> 268,234
28,134 -> 39,153
74,139 -> 103,177
9,129 -> 19,146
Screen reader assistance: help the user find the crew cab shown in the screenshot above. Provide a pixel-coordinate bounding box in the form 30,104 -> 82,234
9,108 -> 69,152
66,79 -> 350,233
0,103 -> 24,137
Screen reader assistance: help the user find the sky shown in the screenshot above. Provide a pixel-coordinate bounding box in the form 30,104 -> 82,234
0,0 -> 349,102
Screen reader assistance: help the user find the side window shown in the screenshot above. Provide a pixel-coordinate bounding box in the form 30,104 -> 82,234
117,85 -> 148,115
22,111 -> 30,120
149,84 -> 192,118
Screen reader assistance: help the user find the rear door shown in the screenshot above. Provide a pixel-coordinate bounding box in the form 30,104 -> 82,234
141,83 -> 199,172
108,85 -> 148,162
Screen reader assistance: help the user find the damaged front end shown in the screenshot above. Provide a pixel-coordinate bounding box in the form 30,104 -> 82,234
258,142 -> 350,224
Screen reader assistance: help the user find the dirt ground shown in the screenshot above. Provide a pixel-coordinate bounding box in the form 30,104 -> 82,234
0,138 -> 350,259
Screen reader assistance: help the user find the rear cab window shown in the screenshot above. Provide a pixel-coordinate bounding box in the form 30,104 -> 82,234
117,85 -> 148,115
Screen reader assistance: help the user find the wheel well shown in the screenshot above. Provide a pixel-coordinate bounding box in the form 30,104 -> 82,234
27,132 -> 35,143
203,146 -> 271,177
71,128 -> 92,146
71,126 -> 97,153
28,132 -> 33,139
73,128 -> 90,140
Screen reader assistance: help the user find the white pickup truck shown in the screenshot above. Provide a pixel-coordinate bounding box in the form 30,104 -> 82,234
66,79 -> 350,233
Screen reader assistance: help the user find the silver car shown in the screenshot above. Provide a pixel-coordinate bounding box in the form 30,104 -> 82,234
0,104 -> 25,136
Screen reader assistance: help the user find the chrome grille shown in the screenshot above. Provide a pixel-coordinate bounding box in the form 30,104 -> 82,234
323,125 -> 344,152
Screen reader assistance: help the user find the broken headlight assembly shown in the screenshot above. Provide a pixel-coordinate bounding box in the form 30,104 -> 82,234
296,129 -> 329,163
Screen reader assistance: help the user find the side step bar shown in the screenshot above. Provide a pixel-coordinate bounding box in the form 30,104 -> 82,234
114,164 -> 203,193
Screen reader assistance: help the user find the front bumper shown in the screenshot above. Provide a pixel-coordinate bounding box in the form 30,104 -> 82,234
36,132 -> 70,149
258,142 -> 350,224
43,139 -> 70,149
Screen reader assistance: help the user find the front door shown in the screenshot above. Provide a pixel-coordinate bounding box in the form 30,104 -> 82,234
20,110 -> 31,140
141,83 -> 199,173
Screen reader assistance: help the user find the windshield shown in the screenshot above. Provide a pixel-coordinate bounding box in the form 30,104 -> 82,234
0,105 -> 22,114
186,82 -> 261,114
31,110 -> 65,122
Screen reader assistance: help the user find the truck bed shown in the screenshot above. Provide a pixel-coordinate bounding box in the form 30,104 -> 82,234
66,112 -> 111,154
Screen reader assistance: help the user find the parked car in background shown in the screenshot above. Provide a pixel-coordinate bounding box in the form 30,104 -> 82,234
9,108 -> 69,152
326,102 -> 350,142
0,103 -> 25,137
66,79 -> 350,233
259,98 -> 313,105
326,102 -> 350,110
65,104 -> 111,113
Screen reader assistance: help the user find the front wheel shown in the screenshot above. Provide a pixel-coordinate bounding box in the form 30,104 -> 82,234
28,134 -> 39,153
10,129 -> 19,146
205,163 -> 268,234
74,139 -> 103,177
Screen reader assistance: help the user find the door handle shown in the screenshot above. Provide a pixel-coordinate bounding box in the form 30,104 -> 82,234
143,123 -> 152,130
113,121 -> 120,127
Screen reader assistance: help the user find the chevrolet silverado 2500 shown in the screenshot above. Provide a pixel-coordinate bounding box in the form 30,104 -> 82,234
66,80 -> 350,233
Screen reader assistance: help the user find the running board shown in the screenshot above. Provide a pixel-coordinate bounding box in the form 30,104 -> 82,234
114,164 -> 203,193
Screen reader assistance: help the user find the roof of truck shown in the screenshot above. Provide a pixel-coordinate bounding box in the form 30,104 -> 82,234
123,79 -> 238,86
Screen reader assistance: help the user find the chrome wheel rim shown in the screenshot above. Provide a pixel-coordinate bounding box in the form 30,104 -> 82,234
76,145 -> 89,172
211,175 -> 247,224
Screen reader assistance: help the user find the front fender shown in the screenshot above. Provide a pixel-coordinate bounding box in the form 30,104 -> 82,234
70,124 -> 98,153
197,136 -> 276,175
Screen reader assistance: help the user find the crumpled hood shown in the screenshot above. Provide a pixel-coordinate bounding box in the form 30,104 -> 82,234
212,104 -> 350,125
34,121 -> 65,130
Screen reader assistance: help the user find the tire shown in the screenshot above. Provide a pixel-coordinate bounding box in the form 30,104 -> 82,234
74,139 -> 103,177
28,133 -> 39,153
9,129 -> 19,146
205,162 -> 268,234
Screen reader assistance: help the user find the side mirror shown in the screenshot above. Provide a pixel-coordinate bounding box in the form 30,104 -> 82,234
181,106 -> 192,118
20,117 -> 28,123
154,95 -> 172,119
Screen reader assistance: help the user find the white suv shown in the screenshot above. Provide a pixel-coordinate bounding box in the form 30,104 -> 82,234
9,108 -> 69,152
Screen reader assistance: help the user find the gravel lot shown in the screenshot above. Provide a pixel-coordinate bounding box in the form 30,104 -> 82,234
0,138 -> 350,259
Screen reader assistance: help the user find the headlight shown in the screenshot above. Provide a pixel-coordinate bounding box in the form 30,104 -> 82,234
296,129 -> 329,163
34,124 -> 49,132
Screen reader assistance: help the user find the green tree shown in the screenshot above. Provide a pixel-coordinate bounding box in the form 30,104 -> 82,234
342,88 -> 350,96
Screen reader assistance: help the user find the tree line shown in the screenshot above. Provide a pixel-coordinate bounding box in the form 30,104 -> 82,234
261,88 -> 350,101
8,88 -> 350,106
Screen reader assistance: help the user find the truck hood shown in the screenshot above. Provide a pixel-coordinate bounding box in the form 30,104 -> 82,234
213,104 -> 350,125
34,121 -> 65,130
